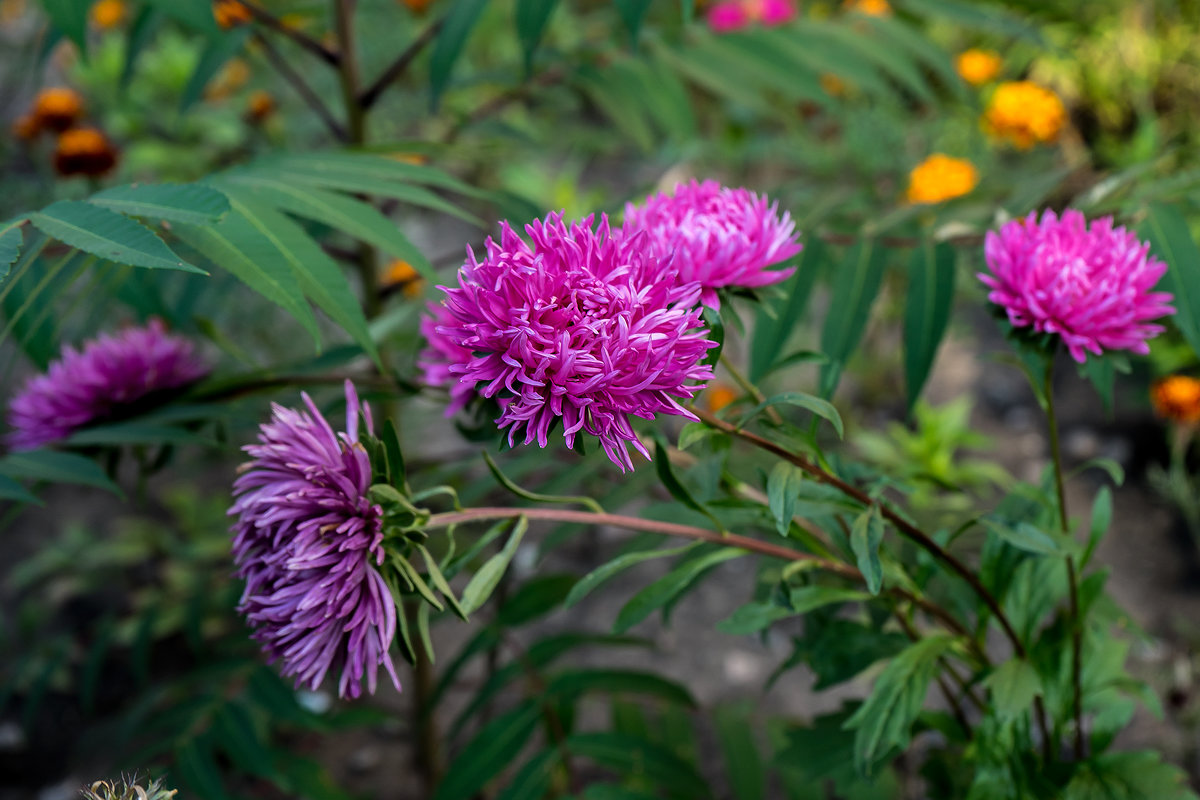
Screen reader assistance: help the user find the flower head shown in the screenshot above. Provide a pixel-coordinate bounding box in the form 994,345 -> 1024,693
383,259 -> 424,298
54,127 -> 118,177
702,382 -> 739,414
844,0 -> 890,16
1152,376 -> 1200,425
213,0 -> 251,28
906,154 -> 979,205
245,90 -> 276,123
6,319 -> 208,451
623,179 -> 802,308
90,0 -> 126,30
979,209 -> 1174,363
399,0 -> 435,13
430,212 -> 715,471
707,0 -> 797,32
32,87 -> 83,133
230,381 -> 400,699
984,81 -> 1066,149
956,49 -> 1001,86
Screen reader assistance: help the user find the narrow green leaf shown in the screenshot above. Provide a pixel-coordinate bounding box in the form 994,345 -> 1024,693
984,659 -> 1041,720
393,555 -> 445,611
484,451 -> 603,513
460,516 -> 528,614
750,239 -> 825,381
0,450 -> 120,494
180,30 -> 248,112
896,0 -> 1043,41
90,183 -> 230,225
416,545 -> 467,620
903,241 -> 956,412
565,542 -> 699,608
514,0 -> 559,72
567,733 -> 712,799
613,0 -> 653,45
39,0 -> 90,54
849,507 -> 885,594
65,421 -> 213,447
652,433 -> 723,529
382,418 -> 407,487
429,0 -> 490,108
715,706 -> 764,800
434,702 -> 541,800
1139,204 -> 1200,356
1081,486 -> 1112,569
121,6 -> 163,87
614,547 -> 743,633
548,668 -> 695,708
819,240 -> 887,397
175,740 -> 230,799
766,462 -> 806,537
265,152 -> 485,197
31,201 -> 204,273
496,749 -> 561,800
982,518 -> 1066,557
142,0 -> 220,33
0,474 -> 42,506
737,391 -> 844,438
0,223 -> 23,279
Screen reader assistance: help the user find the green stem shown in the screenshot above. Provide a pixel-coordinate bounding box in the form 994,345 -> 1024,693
408,601 -> 443,788
719,351 -> 781,424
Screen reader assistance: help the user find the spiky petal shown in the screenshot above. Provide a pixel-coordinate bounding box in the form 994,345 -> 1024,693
979,209 -> 1175,363
229,381 -> 399,699
431,212 -> 716,471
623,179 -> 802,307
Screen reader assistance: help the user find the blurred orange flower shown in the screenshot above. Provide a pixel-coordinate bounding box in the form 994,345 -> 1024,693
844,0 -> 890,16
383,260 -> 424,298
906,154 -> 979,205
31,87 -> 84,133
1153,376 -> 1200,425
213,0 -> 252,29
245,90 -> 276,123
820,73 -> 846,97
955,49 -> 1001,86
205,58 -> 251,100
54,128 -> 118,178
90,0 -> 126,30
984,81 -> 1066,149
703,383 -> 739,413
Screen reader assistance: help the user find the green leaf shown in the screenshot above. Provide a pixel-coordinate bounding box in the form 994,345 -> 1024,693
65,421 -> 214,447
819,240 -> 887,397
484,451 -> 603,513
265,152 -> 485,197
514,0 -> 559,72
850,507 -> 885,594
496,749 -> 561,800
459,516 -> 528,614
738,391 -> 844,438
121,6 -> 163,87
750,239 -> 825,381
180,30 -> 248,112
652,432 -> 722,529
576,64 -> 654,152
982,518 -> 1066,557
39,0 -> 90,54
0,450 -> 120,494
1082,487 -> 1112,569
174,214 -> 321,348
434,702 -> 541,800
1063,750 -> 1198,800
564,542 -> 699,608
896,0 -> 1043,41
0,222 -> 23,279
567,733 -> 712,799
613,0 -> 653,45
175,740 -> 230,800
984,659 -> 1041,720
767,462 -> 806,537
429,0 -> 490,109
715,705 -> 764,800
845,634 -> 956,776
547,668 -> 696,708
497,573 -> 575,626
142,0 -> 219,34
0,474 -> 42,506
89,183 -> 230,225
801,20 -> 934,104
614,547 -> 743,633
1139,204 -> 1200,356
903,241 -> 956,412
213,703 -> 273,777
30,201 -> 204,273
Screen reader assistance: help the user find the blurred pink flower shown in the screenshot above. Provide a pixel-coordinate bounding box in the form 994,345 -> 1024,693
707,0 -> 797,32
979,209 -> 1175,363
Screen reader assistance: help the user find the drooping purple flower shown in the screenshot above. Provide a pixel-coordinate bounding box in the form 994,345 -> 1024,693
6,318 -> 208,452
431,212 -> 716,471
229,381 -> 399,699
979,209 -> 1175,363
623,179 -> 803,307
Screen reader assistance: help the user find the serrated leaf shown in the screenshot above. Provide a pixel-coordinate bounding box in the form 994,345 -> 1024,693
820,240 -> 887,397
434,702 -> 541,800
429,0 -> 490,109
460,516 -> 527,614
567,733 -> 712,799
565,542 -> 699,608
90,183 -> 229,225
31,201 -> 204,273
614,547 -> 743,633
1139,204 -> 1200,357
850,507 -> 884,594
904,241 -> 956,412
738,391 -> 844,438
984,659 -> 1041,720
514,0 -> 559,72
0,450 -> 120,494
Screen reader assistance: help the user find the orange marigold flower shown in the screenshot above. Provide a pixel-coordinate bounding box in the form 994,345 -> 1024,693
844,0 -> 890,16
984,81 -> 1066,149
54,127 -> 118,178
90,0 -> 126,30
213,0 -> 252,29
1152,376 -> 1200,425
906,154 -> 979,205
399,0 -> 436,13
245,90 -> 276,122
955,49 -> 1001,86
31,87 -> 84,133
702,383 -> 739,413
383,260 -> 424,298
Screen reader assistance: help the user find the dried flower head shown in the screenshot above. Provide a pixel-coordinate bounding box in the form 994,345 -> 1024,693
230,381 -> 400,699
623,179 -> 802,308
906,154 -> 979,205
955,49 -> 1001,86
845,0 -> 890,16
53,127 -> 118,177
383,259 -> 424,298
707,0 -> 797,32
430,213 -> 716,470
213,0 -> 252,28
90,0 -> 126,30
1152,376 -> 1200,425
979,209 -> 1175,363
984,81 -> 1066,149
32,87 -> 83,132
6,319 -> 208,451
81,776 -> 176,800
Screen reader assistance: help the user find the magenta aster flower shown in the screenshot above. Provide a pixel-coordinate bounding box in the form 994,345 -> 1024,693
6,318 -> 208,451
623,179 -> 802,308
229,381 -> 400,699
432,212 -> 716,471
707,0 -> 798,32
979,209 -> 1175,363
418,302 -> 480,415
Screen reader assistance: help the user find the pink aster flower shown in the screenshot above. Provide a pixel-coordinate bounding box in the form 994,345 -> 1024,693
979,209 -> 1175,363
419,302 -> 481,415
6,318 -> 208,451
707,0 -> 798,32
229,381 -> 400,699
623,179 -> 802,308
432,212 -> 716,471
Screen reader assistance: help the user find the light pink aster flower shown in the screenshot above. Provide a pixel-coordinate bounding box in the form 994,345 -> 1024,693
979,209 -> 1175,363
707,0 -> 798,32
623,179 -> 802,308
431,212 -> 716,471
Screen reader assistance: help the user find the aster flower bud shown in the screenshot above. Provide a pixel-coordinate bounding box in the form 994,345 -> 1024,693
979,209 -> 1175,363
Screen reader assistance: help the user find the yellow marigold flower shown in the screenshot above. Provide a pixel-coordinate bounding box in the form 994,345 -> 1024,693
983,81 -> 1066,149
702,383 -> 739,414
54,127 -> 118,178
1153,376 -> 1200,425
820,73 -> 846,97
90,0 -> 126,29
245,90 -> 276,122
399,0 -> 436,13
213,0 -> 252,29
383,260 -> 424,298
31,87 -> 84,133
844,0 -> 890,16
955,49 -> 1001,86
905,154 -> 979,205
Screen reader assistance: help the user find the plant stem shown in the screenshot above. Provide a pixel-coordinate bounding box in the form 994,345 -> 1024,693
719,351 -> 782,424
1044,356 -> 1086,759
408,602 -> 444,788
253,32 -> 348,142
244,1 -> 340,65
360,15 -> 447,109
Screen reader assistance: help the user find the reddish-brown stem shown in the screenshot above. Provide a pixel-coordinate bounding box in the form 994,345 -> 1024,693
243,1 -> 340,65
253,33 -> 348,141
359,15 -> 447,109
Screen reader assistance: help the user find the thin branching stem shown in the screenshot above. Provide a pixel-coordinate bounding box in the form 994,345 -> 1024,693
253,33 -> 348,142
243,1 -> 340,65
359,15 -> 447,109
